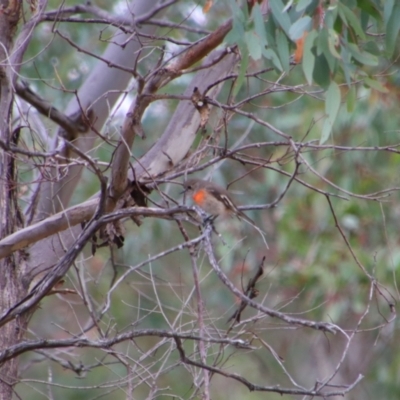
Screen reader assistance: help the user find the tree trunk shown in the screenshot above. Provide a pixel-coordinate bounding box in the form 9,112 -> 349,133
0,2 -> 26,399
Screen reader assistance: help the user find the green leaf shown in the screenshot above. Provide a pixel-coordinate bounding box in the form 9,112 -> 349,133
338,3 -> 366,41
225,8 -> 246,45
265,13 -> 277,45
347,43 -> 379,66
245,31 -> 262,60
261,47 -> 283,71
325,5 -> 339,29
384,0 -> 395,26
357,0 -> 381,19
276,29 -> 290,72
227,0 -> 246,23
320,81 -> 341,144
346,85 -> 356,112
302,30 -> 317,85
364,41 -> 381,56
296,0 -> 313,12
326,81 -> 341,118
327,29 -> 341,59
233,45 -> 249,97
360,11 -> 369,31
316,28 -> 328,56
340,45 -> 354,85
344,0 -> 356,8
270,0 -> 291,36
289,16 -> 312,41
317,29 -> 337,72
252,3 -> 267,45
313,54 -> 330,89
385,3 -> 400,58
364,77 -> 389,93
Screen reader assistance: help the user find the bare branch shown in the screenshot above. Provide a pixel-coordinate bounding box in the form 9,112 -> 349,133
0,204 -> 192,260
174,337 -> 363,396
15,80 -> 87,134
202,223 -> 339,334
0,329 -> 253,364
109,20 -> 234,201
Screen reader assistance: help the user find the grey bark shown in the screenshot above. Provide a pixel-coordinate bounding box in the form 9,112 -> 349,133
0,2 -> 25,399
35,0 -> 162,220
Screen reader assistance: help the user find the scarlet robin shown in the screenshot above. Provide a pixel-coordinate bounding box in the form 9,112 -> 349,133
182,178 -> 256,225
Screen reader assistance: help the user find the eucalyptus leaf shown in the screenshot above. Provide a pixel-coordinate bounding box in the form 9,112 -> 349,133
346,85 -> 356,112
327,29 -> 341,59
262,47 -> 283,71
296,0 -> 313,12
348,43 -> 379,66
383,0 -> 395,26
364,77 -> 389,93
225,12 -> 246,44
320,81 -> 341,144
385,3 -> 400,58
302,30 -> 317,85
276,29 -> 290,72
357,0 -> 380,19
233,45 -> 249,97
313,54 -> 330,89
364,41 -> 381,56
340,45 -> 353,85
252,3 -> 267,45
270,0 -> 291,36
338,3 -> 366,41
317,29 -> 328,56
289,16 -> 312,41
245,31 -> 262,61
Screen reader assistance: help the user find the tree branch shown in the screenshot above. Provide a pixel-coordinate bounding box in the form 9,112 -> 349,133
0,204 -> 191,260
108,19 -> 233,201
15,80 -> 87,134
174,337 -> 363,396
202,224 -> 339,334
0,329 -> 252,364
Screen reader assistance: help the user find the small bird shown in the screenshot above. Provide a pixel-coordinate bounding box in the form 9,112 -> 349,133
182,178 -> 256,225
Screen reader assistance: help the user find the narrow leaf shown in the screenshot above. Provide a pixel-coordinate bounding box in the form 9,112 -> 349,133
357,0 -> 380,17
276,29 -> 290,72
233,45 -> 249,97
327,29 -> 341,59
302,29 -> 317,85
320,81 -> 341,144
385,3 -> 400,57
340,45 -> 353,86
270,0 -> 291,36
225,10 -> 245,44
313,54 -> 330,89
261,47 -> 283,71
326,81 -> 341,120
346,85 -> 356,112
289,16 -> 312,41
296,0 -> 313,12
338,3 -> 366,40
364,77 -> 389,93
246,31 -> 262,60
384,0 -> 395,26
347,43 -> 379,66
252,3 -> 267,45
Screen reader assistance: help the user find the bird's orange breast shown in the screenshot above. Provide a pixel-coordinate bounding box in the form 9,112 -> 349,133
192,188 -> 206,205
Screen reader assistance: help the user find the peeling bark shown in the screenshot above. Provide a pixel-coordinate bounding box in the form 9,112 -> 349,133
0,2 -> 25,399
